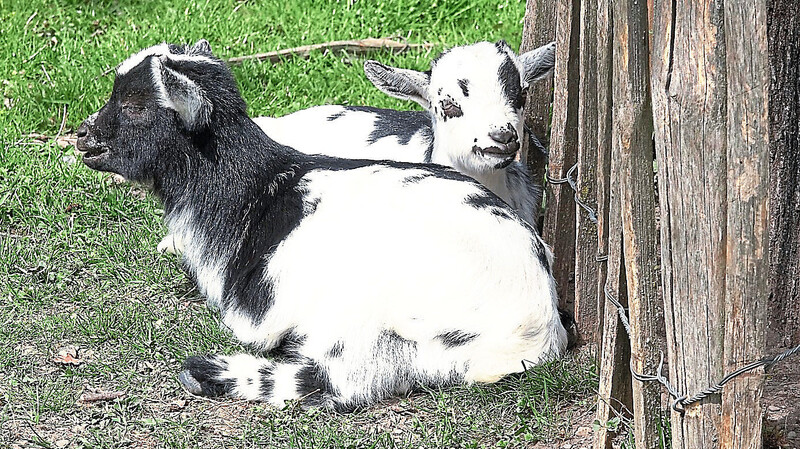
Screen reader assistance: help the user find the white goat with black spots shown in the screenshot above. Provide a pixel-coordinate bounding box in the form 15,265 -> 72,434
77,40 -> 567,411
257,40 -> 554,224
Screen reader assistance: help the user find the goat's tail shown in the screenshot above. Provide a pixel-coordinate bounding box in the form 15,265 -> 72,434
179,354 -> 343,410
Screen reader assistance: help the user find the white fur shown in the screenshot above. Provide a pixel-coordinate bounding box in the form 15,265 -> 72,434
102,42 -> 565,409
255,41 -> 551,226
210,165 -> 564,400
254,106 -> 431,162
166,209 -> 225,308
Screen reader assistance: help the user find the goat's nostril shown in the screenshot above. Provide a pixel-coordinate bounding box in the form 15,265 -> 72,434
76,123 -> 88,138
489,128 -> 517,145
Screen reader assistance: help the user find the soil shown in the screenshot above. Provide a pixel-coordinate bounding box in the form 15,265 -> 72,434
763,354 -> 800,449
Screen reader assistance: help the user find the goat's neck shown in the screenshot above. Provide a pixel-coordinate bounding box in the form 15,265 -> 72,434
431,150 -> 511,202
158,118 -> 302,254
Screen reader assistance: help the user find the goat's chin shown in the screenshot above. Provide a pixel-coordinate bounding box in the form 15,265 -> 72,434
82,152 -> 111,171
471,149 -> 516,172
82,153 -> 132,182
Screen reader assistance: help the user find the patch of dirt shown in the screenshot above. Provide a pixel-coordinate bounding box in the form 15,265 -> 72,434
531,404 -> 595,449
762,353 -> 800,449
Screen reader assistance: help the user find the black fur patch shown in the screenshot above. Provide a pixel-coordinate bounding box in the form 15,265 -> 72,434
457,79 -> 470,97
259,364 -> 275,399
296,361 -> 336,408
465,193 -> 509,210
304,197 -> 321,214
327,341 -> 344,358
531,236 -> 551,275
423,142 -> 434,163
497,53 -> 525,110
182,356 -> 232,397
381,330 -> 418,351
491,208 -> 513,220
327,111 -> 346,121
402,173 -> 434,184
436,330 -> 479,348
343,106 -> 432,146
268,330 -> 307,362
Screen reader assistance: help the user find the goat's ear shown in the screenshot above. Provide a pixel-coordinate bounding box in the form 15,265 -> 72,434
189,39 -> 212,56
154,57 -> 212,132
519,41 -> 556,83
364,60 -> 430,109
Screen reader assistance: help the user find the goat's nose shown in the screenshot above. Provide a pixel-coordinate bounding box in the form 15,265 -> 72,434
76,122 -> 88,138
489,127 -> 518,145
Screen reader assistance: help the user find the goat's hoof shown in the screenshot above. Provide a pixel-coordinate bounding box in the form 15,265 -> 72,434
178,370 -> 203,395
157,235 -> 183,255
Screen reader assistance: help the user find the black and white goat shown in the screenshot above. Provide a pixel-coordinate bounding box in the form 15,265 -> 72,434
157,40 -> 554,254
253,40 -> 554,225
77,40 -> 567,411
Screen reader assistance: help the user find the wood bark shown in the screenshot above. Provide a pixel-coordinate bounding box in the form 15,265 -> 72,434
594,104 -> 633,449
574,0 -> 601,347
594,0 -> 613,353
650,1 -> 728,447
542,0 -> 580,313
651,0 -> 769,447
720,3 -> 769,448
520,0 -> 556,176
767,0 -> 800,348
612,0 -> 664,447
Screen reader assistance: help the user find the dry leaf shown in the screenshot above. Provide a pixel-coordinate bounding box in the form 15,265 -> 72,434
56,133 -> 77,148
53,345 -> 83,366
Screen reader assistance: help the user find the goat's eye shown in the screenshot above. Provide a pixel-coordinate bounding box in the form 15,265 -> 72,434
122,103 -> 145,115
441,99 -> 463,119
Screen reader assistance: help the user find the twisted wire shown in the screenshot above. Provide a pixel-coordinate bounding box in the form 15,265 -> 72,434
546,161 -> 800,414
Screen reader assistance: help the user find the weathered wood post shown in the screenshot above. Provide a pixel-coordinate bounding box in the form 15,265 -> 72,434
767,0 -> 800,349
542,0 -> 580,315
574,0 -> 601,347
520,0 -> 556,185
721,3 -> 769,447
651,0 -> 769,447
593,0 -> 635,446
612,0 -> 665,446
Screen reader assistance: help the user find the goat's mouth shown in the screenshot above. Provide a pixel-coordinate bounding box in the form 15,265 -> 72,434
473,144 -> 519,168
76,142 -> 110,167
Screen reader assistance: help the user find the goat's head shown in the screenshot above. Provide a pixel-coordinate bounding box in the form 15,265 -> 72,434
364,41 -> 555,172
77,40 -> 244,183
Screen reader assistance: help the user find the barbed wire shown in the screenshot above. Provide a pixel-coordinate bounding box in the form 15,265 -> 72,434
546,161 -> 800,414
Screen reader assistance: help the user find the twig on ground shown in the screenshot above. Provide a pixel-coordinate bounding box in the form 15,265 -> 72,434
78,390 -> 126,403
227,37 -> 432,65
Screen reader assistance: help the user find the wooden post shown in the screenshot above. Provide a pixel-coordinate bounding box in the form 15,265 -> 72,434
520,0 -> 555,189
651,1 -> 728,446
611,0 -> 664,446
543,0 -> 580,313
767,0 -> 800,349
720,2 -> 769,447
574,0 -> 601,346
652,0 -> 768,447
594,0 -> 613,350
593,142 -> 634,449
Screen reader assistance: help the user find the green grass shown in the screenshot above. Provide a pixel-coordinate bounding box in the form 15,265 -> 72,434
1,0 -> 601,447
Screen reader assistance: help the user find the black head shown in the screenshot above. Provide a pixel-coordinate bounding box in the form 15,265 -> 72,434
76,40 -> 246,183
